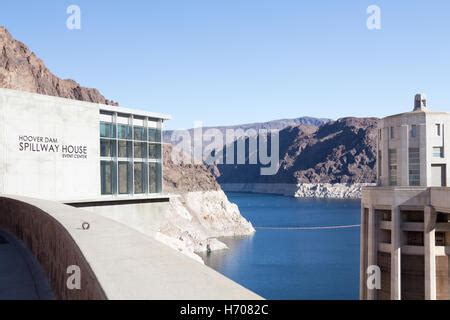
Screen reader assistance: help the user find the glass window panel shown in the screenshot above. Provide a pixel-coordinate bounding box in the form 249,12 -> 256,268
118,140 -> 132,158
101,161 -> 114,195
409,148 -> 420,186
411,125 -> 417,138
148,128 -> 162,143
388,149 -> 397,186
134,142 -> 147,159
134,162 -> 147,194
148,143 -> 162,159
118,162 -> 131,194
118,124 -> 132,140
100,122 -> 115,138
149,162 -> 162,193
133,126 -> 146,141
100,139 -> 116,157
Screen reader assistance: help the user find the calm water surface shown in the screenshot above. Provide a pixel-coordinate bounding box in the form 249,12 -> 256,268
199,192 -> 361,300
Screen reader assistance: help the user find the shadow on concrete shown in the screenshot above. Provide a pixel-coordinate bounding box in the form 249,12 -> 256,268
0,229 -> 54,300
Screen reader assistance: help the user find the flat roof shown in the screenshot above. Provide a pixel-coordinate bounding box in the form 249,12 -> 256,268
100,104 -> 171,120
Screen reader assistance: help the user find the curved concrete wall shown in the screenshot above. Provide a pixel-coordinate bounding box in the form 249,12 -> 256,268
0,197 -> 106,299
0,195 -> 261,300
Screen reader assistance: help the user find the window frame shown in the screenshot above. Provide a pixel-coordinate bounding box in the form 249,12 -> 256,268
100,112 -> 163,196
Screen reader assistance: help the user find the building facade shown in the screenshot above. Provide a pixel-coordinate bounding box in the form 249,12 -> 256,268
361,94 -> 450,300
0,88 -> 171,237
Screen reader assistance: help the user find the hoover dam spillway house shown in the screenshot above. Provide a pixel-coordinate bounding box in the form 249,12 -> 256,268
361,94 -> 450,300
0,87 -> 169,199
0,87 -> 176,236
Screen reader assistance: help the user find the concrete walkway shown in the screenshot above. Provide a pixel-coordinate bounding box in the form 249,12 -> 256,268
0,230 -> 54,300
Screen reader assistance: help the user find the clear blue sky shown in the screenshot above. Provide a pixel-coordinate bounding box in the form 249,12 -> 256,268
1,1 -> 450,129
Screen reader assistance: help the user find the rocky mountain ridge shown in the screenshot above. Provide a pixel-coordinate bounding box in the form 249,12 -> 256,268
212,117 -> 378,186
0,26 -> 118,106
163,116 -> 330,143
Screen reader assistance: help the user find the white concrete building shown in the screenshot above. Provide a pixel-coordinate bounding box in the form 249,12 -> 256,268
0,88 -> 171,236
361,94 -> 450,300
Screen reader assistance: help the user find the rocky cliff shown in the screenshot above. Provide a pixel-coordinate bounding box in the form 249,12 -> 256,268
211,117 -> 379,197
214,117 -> 378,184
163,117 -> 330,143
161,145 -> 254,256
0,26 -> 118,106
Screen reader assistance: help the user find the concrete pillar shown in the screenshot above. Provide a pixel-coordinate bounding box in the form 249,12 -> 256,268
367,206 -> 377,299
424,206 -> 437,300
391,205 -> 401,300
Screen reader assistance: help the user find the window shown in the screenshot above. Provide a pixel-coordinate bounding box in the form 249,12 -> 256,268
149,162 -> 162,193
134,162 -> 147,194
100,139 -> 116,157
378,129 -> 382,142
436,124 -> 441,136
118,140 -> 132,158
388,149 -> 397,186
433,147 -> 444,158
118,124 -> 132,140
101,161 -> 115,195
148,127 -> 161,143
149,143 -> 162,159
411,125 -> 417,138
134,142 -> 147,159
118,162 -> 131,194
390,127 -> 395,139
100,122 -> 115,138
409,148 -> 420,186
133,126 -> 146,141
100,113 -> 163,195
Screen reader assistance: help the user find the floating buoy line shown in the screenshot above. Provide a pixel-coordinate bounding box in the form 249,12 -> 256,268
254,224 -> 360,231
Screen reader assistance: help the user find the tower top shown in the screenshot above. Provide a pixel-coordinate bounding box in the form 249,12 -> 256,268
414,93 -> 428,111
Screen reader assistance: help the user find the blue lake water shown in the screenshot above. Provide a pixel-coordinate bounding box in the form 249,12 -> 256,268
199,192 -> 361,300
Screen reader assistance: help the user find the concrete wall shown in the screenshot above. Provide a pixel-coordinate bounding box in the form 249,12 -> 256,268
72,199 -> 170,238
426,113 -> 450,187
379,112 -> 426,186
0,88 -> 101,201
361,186 -> 450,300
378,110 -> 450,187
0,196 -> 106,299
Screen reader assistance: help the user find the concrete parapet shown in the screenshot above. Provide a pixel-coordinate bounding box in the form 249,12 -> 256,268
0,195 -> 261,300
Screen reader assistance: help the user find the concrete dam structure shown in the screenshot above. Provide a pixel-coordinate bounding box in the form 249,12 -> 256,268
361,94 -> 450,300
